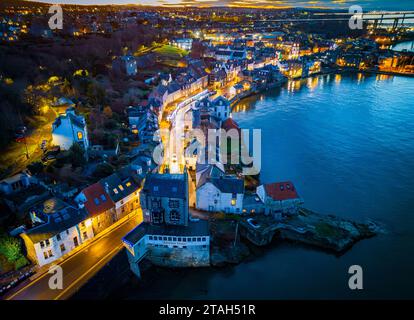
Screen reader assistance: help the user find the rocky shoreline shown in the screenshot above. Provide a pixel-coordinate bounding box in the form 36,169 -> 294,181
209,208 -> 382,266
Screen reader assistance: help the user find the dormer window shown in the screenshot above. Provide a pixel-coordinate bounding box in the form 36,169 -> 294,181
77,131 -> 83,140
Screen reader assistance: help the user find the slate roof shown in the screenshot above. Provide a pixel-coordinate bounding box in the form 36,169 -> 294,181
142,173 -> 187,199
99,172 -> 140,203
202,176 -> 244,194
25,198 -> 88,243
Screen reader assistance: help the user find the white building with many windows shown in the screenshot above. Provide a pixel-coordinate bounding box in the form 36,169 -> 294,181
20,198 -> 94,266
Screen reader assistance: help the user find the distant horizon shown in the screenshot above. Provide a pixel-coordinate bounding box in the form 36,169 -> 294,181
22,0 -> 414,11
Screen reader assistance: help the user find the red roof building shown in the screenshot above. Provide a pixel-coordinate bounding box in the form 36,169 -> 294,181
264,181 -> 299,201
256,181 -> 302,216
221,117 -> 241,132
80,182 -> 114,217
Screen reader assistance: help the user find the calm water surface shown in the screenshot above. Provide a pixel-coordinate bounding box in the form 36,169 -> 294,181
123,73 -> 414,299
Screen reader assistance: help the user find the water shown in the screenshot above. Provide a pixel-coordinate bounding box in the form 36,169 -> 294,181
392,40 -> 414,52
102,73 -> 414,300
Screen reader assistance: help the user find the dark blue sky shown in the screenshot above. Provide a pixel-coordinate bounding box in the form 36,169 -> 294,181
26,1 -> 414,10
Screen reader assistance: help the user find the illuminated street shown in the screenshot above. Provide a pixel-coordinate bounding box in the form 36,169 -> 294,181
5,214 -> 141,300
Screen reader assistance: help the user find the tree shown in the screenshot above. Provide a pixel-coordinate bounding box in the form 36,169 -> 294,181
69,143 -> 86,168
0,236 -> 22,263
93,163 -> 114,179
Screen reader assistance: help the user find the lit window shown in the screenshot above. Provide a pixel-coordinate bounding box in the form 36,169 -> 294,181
118,185 -> 124,191
231,199 -> 236,206
77,131 -> 83,140
126,182 -> 131,187
113,188 -> 118,194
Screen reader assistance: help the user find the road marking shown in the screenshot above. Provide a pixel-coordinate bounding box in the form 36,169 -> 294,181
6,217 -> 135,300
54,244 -> 124,300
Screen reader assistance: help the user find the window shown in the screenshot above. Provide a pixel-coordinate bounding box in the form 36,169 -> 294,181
56,234 -> 61,241
48,250 -> 53,257
81,221 -> 85,228
60,244 -> 66,253
202,237 -> 206,242
169,200 -> 179,209
231,199 -> 236,206
183,238 -> 187,242
173,237 -> 177,242
126,182 -> 131,187
168,237 -> 172,241
149,236 -> 153,240
45,239 -> 50,246
43,252 -> 48,260
170,210 -> 181,222
83,231 -> 88,240
177,237 -> 182,242
94,198 -> 100,205
77,131 -> 83,140
100,194 -> 107,202
118,185 -> 124,191
40,241 -> 45,249
197,237 -> 201,242
113,188 -> 119,194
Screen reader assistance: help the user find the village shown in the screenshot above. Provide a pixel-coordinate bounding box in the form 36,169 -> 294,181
1,2 -> 412,299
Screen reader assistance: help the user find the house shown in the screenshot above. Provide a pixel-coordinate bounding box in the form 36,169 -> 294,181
51,108 -> 89,151
196,176 -> 244,214
123,219 -> 210,277
140,172 -> 189,226
112,54 -> 138,76
195,163 -> 225,188
99,170 -> 141,221
75,182 -> 116,235
211,96 -> 231,121
170,38 -> 193,51
0,172 -> 32,195
20,198 -> 94,266
256,181 -> 303,218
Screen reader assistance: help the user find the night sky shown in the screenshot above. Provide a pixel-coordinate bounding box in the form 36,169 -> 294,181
25,0 -> 414,11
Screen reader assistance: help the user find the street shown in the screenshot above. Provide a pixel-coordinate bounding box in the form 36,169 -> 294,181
5,215 -> 140,300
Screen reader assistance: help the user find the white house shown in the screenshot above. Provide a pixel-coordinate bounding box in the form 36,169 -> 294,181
196,176 -> 244,214
170,38 -> 193,51
256,181 -> 303,217
211,96 -> 231,121
20,198 -> 94,266
51,108 -> 89,151
121,54 -> 137,76
0,172 -> 32,195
